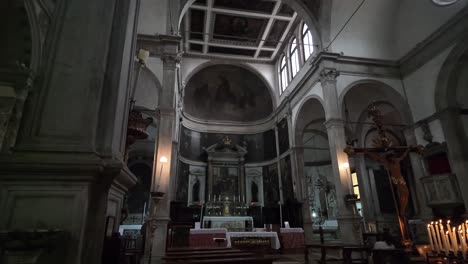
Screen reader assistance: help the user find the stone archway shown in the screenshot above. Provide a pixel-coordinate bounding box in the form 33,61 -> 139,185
293,97 -> 328,243
434,36 -> 468,214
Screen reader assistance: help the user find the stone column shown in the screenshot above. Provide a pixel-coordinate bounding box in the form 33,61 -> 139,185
403,128 -> 433,219
321,69 -> 362,244
0,0 -> 140,263
292,145 -> 314,242
354,155 -> 377,226
147,35 -> 181,263
439,108 -> 468,215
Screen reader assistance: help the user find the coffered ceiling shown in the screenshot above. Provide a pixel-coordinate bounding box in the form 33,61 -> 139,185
182,0 -> 298,62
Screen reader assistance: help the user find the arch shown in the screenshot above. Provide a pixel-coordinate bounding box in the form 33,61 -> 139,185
293,96 -> 326,145
178,0 -> 324,51
183,61 -> 277,109
435,34 -> 468,111
134,66 -> 163,110
339,79 -> 413,125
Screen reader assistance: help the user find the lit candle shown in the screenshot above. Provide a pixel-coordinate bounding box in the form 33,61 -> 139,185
452,227 -> 458,252
444,230 -> 450,254
435,222 -> 443,253
429,223 -> 439,252
427,225 -> 435,251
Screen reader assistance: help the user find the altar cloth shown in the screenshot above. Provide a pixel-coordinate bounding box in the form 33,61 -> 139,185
227,231 -> 280,249
279,228 -> 305,249
189,228 -> 228,248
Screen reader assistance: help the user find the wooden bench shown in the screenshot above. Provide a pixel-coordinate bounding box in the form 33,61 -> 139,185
164,256 -> 278,264
163,252 -> 254,261
166,249 -> 241,256
167,247 -> 237,252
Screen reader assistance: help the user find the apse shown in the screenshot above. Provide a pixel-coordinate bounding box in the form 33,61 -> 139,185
184,64 -> 273,122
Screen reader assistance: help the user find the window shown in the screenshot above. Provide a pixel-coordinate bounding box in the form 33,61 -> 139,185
302,23 -> 314,61
351,171 -> 363,216
290,37 -> 299,78
279,55 -> 288,93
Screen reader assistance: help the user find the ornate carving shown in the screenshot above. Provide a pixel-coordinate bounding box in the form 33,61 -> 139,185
319,68 -> 339,84
161,52 -> 184,66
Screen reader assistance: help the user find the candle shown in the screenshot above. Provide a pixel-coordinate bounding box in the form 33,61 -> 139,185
427,225 -> 435,251
451,227 -> 458,252
444,230 -> 450,254
435,223 -> 443,253
429,223 -> 439,252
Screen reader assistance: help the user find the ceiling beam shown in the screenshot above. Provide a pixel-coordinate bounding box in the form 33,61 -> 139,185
271,12 -> 298,59
254,1 -> 282,59
202,0 -> 214,54
190,5 -> 293,21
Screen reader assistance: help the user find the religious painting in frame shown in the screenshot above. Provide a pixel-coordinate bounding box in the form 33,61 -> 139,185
212,166 -> 239,199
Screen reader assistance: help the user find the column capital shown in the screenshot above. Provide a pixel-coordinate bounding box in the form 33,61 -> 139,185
320,68 -> 340,84
324,118 -> 345,129
161,52 -> 183,67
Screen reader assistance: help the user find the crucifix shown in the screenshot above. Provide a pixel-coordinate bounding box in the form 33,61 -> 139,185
344,102 -> 424,248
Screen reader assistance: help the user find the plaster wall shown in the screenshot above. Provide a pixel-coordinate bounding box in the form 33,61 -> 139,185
403,45 -> 454,122
138,0 -> 168,35
395,0 -> 468,59
134,69 -> 161,110
329,0 -> 398,60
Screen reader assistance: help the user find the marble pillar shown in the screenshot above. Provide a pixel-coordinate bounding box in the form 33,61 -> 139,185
321,69 -> 362,244
0,0 -> 140,262
146,35 -> 181,263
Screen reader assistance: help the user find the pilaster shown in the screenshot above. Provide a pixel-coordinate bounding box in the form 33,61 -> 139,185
147,34 -> 182,263
321,69 -> 362,244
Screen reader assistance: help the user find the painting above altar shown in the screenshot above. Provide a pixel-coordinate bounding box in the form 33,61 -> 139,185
213,167 -> 239,198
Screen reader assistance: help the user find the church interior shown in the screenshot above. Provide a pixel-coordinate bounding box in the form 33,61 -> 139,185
1,0 -> 468,263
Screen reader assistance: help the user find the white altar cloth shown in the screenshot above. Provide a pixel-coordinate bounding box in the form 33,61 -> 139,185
189,228 -> 227,234
280,228 -> 304,233
202,216 -> 254,230
226,231 -> 280,249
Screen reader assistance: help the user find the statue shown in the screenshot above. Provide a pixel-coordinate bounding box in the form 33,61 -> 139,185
363,149 -> 410,217
192,178 -> 200,202
344,102 -> 424,249
251,180 -> 259,203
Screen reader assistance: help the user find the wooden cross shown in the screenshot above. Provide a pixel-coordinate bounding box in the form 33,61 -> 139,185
344,102 -> 424,247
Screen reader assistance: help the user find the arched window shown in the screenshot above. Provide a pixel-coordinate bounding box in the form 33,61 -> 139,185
279,55 -> 288,93
290,37 -> 299,78
302,23 -> 314,61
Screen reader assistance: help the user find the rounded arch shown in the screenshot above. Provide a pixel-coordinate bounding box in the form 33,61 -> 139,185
435,34 -> 468,111
178,0 -> 324,51
184,61 -> 277,108
339,79 -> 413,125
294,96 -> 326,145
133,66 -> 163,110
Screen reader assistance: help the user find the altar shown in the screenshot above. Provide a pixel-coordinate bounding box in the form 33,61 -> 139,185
202,216 -> 254,231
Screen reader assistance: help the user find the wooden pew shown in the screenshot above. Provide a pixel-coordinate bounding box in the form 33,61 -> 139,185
163,252 -> 253,261
164,256 -> 278,264
166,249 -> 241,256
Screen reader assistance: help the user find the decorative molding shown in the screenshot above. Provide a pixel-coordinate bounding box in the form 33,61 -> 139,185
319,68 -> 339,84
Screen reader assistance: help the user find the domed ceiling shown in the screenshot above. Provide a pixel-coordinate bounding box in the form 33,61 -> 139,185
184,64 -> 273,122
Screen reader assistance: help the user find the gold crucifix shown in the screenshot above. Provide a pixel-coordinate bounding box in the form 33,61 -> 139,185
344,102 -> 424,248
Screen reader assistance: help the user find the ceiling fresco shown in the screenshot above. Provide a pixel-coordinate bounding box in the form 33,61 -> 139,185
183,0 -> 298,61
183,65 -> 273,122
